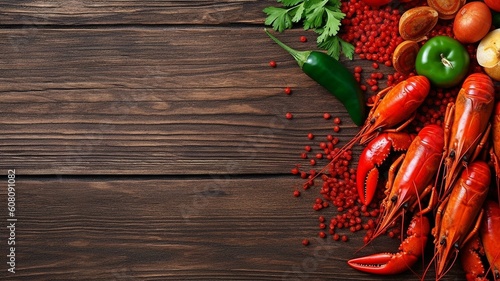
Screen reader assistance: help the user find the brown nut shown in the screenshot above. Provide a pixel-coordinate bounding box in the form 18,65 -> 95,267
427,0 -> 466,19
392,40 -> 420,75
399,6 -> 439,41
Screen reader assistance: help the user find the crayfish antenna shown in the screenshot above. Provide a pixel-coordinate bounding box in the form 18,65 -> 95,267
440,133 -> 484,203
306,124 -> 375,184
436,249 -> 459,281
421,248 -> 439,281
352,206 -> 401,254
400,211 -> 428,280
435,154 -> 452,206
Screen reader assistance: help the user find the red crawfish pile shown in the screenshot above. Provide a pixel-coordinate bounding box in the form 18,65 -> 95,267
268,0 -> 500,280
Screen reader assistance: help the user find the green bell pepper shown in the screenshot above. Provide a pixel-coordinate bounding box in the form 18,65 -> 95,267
415,36 -> 470,88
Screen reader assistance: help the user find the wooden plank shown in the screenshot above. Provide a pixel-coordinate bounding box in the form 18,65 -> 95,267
0,27 -> 375,175
1,177 -> 463,280
0,0 -> 273,26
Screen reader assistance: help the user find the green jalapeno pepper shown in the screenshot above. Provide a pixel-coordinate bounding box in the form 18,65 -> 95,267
265,29 -> 366,126
415,36 -> 470,88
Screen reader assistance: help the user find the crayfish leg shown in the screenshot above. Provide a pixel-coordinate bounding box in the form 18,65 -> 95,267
367,86 -> 393,107
460,234 -> 487,281
348,215 -> 430,275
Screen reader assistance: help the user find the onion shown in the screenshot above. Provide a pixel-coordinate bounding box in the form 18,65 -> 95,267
453,2 -> 492,44
485,0 -> 500,12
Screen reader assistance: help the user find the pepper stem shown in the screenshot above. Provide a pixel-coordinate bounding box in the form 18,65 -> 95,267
440,53 -> 454,69
265,28 -> 311,69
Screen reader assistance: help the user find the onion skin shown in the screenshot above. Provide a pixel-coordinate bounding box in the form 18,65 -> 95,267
453,2 -> 492,44
428,0 -> 465,20
393,41 -> 420,74
485,0 -> 500,12
399,7 -> 439,41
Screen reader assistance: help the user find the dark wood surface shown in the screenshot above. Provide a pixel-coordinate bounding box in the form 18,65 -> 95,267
0,1 -> 465,280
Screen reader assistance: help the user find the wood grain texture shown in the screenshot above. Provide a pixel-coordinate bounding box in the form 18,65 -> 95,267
0,27 -> 374,175
0,1 -> 469,280
0,0 -> 271,26
0,177 -> 463,280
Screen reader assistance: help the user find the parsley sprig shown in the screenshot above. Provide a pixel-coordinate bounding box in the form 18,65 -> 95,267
263,0 -> 354,60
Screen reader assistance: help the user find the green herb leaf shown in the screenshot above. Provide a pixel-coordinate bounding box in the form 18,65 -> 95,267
303,0 -> 328,30
263,7 -> 293,32
291,3 -> 305,23
278,0 -> 304,7
264,0 -> 355,60
318,35 -> 354,60
316,9 -> 344,43
339,38 -> 355,60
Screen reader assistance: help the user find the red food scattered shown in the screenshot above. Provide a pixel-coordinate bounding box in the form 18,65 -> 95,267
269,60 -> 277,68
285,0 -> 485,253
293,190 -> 301,197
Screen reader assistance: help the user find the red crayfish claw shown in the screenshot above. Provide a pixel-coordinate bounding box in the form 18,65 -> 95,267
356,132 -> 415,205
348,215 -> 430,275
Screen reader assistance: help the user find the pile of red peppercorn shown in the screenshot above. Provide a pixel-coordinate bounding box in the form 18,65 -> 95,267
288,114 -> 391,244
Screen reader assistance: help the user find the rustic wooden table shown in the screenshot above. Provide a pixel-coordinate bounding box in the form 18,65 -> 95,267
0,1 -> 466,280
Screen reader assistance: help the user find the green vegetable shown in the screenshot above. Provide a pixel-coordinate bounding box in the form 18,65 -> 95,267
265,29 -> 365,126
263,0 -> 354,60
415,36 -> 470,88
492,11 -> 500,28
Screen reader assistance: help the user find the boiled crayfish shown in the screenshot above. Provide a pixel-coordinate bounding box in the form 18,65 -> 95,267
356,132 -> 415,205
348,214 -> 430,275
480,201 -> 500,280
347,72 -> 498,279
321,75 -> 430,179
490,101 -> 500,201
461,200 -> 500,281
439,73 -> 494,201
429,161 -> 491,280
348,124 -> 444,275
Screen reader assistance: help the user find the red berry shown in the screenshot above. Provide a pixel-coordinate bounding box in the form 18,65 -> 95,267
333,117 -> 341,124
302,239 -> 310,246
300,36 -> 307,43
284,87 -> 292,95
293,190 -> 301,197
285,112 -> 293,119
323,113 -> 331,120
307,133 -> 314,140
269,60 -> 277,68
